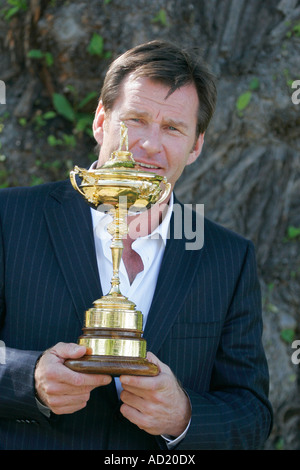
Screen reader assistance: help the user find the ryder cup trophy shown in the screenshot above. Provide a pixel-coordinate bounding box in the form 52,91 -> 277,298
64,123 -> 171,376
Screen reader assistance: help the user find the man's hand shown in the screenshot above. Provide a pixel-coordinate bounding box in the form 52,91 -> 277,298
34,342 -> 112,415
119,352 -> 191,437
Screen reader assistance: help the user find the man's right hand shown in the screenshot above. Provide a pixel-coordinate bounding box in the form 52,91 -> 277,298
34,342 -> 112,415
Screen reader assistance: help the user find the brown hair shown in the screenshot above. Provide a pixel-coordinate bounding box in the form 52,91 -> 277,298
100,40 -> 217,136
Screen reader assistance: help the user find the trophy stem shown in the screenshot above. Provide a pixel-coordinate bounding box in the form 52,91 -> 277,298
107,204 -> 128,297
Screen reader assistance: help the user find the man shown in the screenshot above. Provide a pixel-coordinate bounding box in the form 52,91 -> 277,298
0,40 -> 272,449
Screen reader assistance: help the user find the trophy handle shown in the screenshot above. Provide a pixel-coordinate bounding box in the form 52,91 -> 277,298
70,166 -> 86,197
157,181 -> 171,204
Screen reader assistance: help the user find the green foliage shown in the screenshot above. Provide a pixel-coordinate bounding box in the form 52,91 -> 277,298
236,77 -> 262,117
275,437 -> 284,450
236,91 -> 252,112
30,175 -> 44,186
286,22 -> 300,38
293,23 -> 300,37
32,110 -> 56,130
87,33 -> 111,58
280,328 -> 295,344
282,68 -> 295,87
18,117 -> 27,127
249,78 -> 260,91
47,134 -> 76,148
283,225 -> 300,242
52,93 -> 76,122
78,91 -> 98,109
286,226 -> 300,240
1,0 -> 28,21
48,88 -> 97,149
52,89 -> 96,138
152,8 -> 168,26
27,49 -> 54,67
0,168 -> 9,188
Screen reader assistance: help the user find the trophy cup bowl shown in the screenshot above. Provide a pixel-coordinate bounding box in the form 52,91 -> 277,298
64,123 -> 171,376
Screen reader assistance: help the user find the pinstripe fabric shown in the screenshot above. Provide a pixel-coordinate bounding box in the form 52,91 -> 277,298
0,180 -> 272,449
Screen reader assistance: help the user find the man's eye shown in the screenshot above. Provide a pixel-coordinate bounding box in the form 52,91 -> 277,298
167,125 -> 180,132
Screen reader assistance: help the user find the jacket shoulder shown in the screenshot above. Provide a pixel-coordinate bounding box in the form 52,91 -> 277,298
0,180 -> 71,207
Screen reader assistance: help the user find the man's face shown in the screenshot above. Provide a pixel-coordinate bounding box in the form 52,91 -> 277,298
93,74 -> 204,192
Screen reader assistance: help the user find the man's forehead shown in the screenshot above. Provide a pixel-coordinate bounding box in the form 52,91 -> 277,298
119,73 -> 198,106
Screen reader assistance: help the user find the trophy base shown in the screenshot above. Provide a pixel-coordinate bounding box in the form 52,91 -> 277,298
64,355 -> 159,377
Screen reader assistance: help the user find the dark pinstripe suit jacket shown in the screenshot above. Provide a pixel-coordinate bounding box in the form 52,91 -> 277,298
0,179 -> 272,450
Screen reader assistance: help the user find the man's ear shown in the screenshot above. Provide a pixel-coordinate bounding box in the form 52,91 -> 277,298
187,133 -> 205,166
93,100 -> 106,145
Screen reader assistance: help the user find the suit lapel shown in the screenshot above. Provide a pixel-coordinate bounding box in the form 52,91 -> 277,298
43,180 -> 102,325
144,200 -> 204,355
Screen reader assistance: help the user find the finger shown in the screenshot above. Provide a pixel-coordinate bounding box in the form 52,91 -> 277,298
47,394 -> 91,415
40,380 -> 106,397
119,352 -> 173,391
120,389 -> 148,412
119,375 -> 161,397
50,342 -> 87,360
38,343 -> 112,387
146,351 -> 163,371
120,403 -> 158,435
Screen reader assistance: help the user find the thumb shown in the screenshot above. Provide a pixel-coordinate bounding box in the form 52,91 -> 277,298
146,351 -> 167,374
51,342 -> 87,360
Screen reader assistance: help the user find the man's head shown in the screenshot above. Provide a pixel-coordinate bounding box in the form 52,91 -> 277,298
100,40 -> 217,137
93,40 -> 217,191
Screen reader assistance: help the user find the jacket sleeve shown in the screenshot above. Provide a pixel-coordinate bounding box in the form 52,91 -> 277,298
0,212 -> 50,426
176,241 -> 273,450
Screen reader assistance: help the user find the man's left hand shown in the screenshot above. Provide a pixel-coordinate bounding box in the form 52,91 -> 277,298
119,352 -> 191,437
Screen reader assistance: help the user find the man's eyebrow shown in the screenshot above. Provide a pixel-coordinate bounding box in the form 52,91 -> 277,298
163,118 -> 189,131
121,109 -> 151,119
121,109 -> 189,130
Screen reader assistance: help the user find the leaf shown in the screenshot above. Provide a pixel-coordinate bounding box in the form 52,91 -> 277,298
236,91 -> 252,112
47,135 -> 62,147
78,91 -> 98,109
293,23 -> 300,37
287,226 -> 300,239
74,114 -> 94,133
44,52 -> 54,67
88,33 -> 104,56
27,49 -> 44,59
249,78 -> 260,91
152,8 -> 168,26
52,93 -> 75,122
280,329 -> 295,344
43,111 -> 56,120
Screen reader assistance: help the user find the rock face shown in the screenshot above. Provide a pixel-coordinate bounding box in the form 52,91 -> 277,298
0,0 -> 299,449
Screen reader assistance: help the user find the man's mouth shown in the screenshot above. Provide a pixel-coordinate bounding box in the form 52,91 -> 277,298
135,162 -> 161,170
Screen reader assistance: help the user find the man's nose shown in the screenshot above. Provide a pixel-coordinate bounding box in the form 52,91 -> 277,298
140,124 -> 162,155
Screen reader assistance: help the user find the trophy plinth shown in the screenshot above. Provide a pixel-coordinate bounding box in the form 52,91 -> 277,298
64,123 -> 171,376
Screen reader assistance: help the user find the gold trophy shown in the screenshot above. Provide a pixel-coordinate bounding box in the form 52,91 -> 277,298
64,123 -> 171,376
